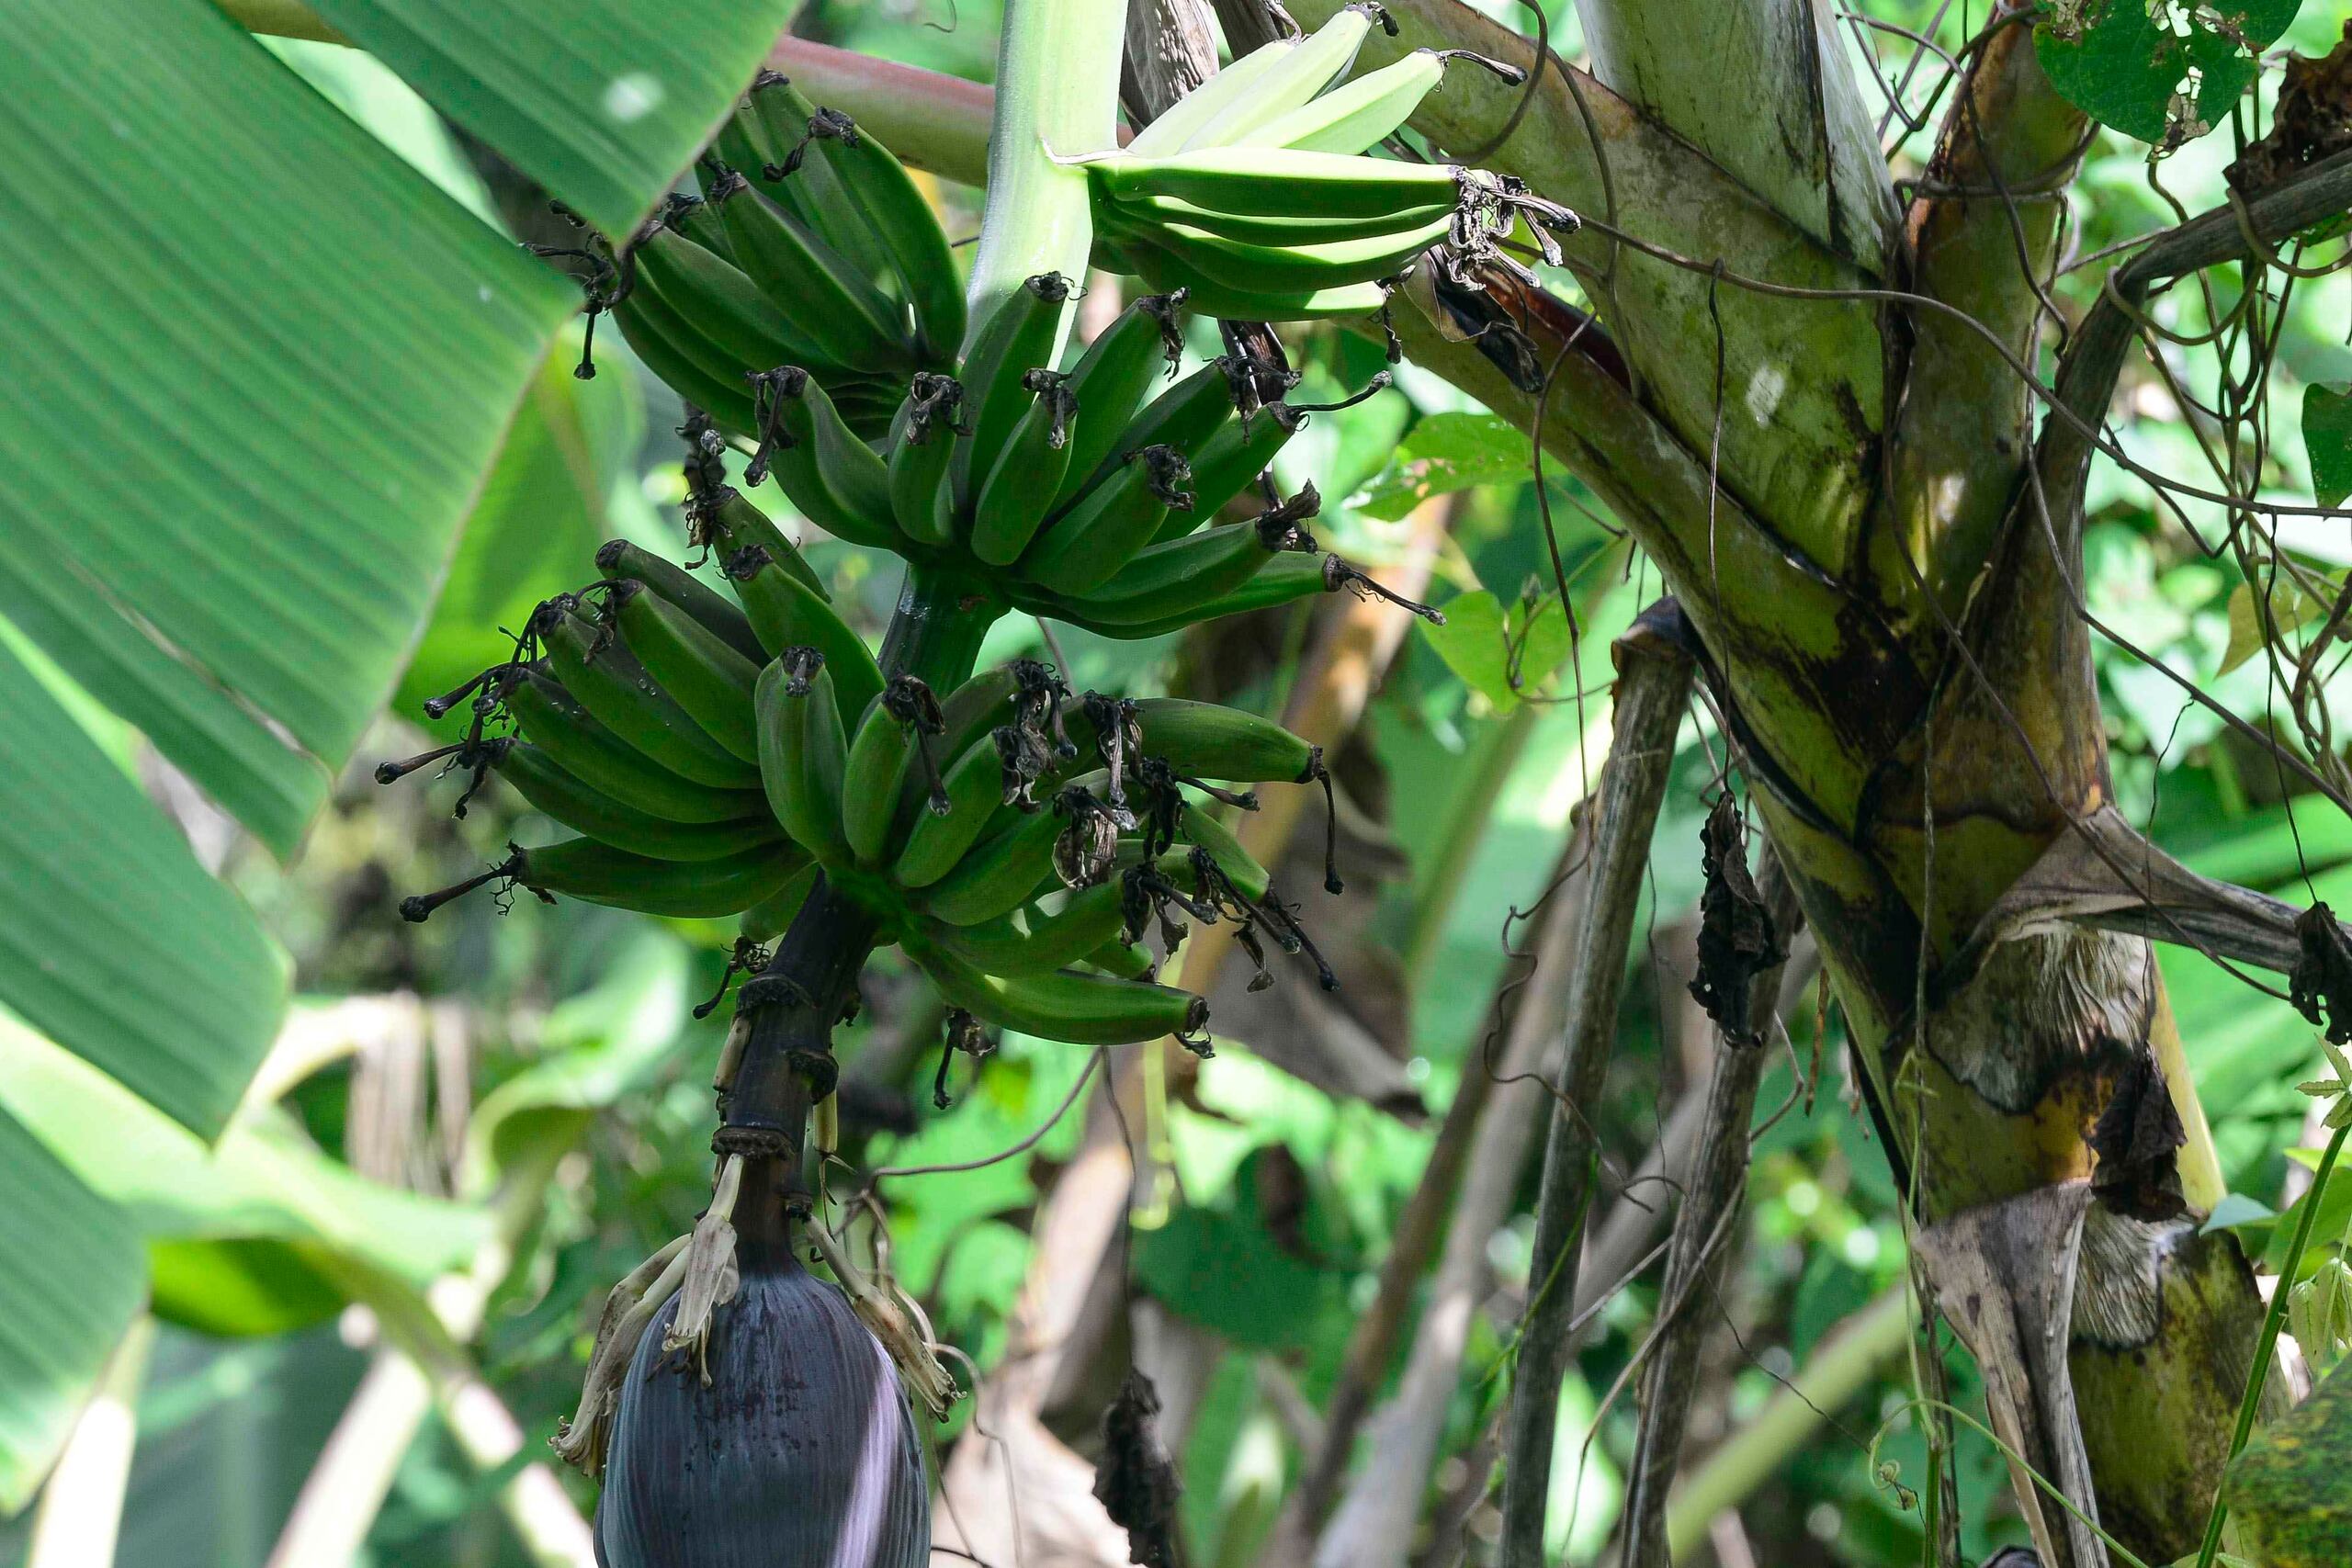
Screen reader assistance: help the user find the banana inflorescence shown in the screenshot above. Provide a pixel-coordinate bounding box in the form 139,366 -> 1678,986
397,17 -> 1581,1054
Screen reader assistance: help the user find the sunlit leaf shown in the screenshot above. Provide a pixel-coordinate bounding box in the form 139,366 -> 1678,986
2034,0 -> 2302,149
1350,412 -> 1533,522
1419,588 -> 1579,713
2310,382 -> 2352,511
2220,558 -> 2348,673
304,0 -> 803,239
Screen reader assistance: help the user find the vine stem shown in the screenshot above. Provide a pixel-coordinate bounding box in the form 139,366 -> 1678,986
2193,1116 -> 2351,1568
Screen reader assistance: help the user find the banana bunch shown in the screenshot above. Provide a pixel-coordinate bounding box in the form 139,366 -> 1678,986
724,269 -> 1408,637
607,72 -> 961,441
1077,4 -> 1563,321
381,489 -> 1344,1047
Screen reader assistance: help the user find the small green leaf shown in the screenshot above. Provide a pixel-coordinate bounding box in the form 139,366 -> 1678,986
2221,558 -> 2348,673
2310,383 -> 2352,510
2034,0 -> 2303,150
1350,412 -> 1533,522
1421,590 -> 1514,709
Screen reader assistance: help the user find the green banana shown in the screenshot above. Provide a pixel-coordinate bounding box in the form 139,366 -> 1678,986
747,72 -> 909,310
1082,147 -> 1461,220
893,664 -> 1020,827
1113,238 -> 1395,322
1048,516 -> 1283,628
632,225 -> 845,381
596,539 -> 764,665
1064,550 -> 1333,638
953,272 -> 1075,510
1234,48 -> 1446,153
515,836 -> 809,919
917,768 -> 1109,926
892,734 -> 1006,889
1107,208 -> 1452,293
538,604 -> 761,789
1102,190 -> 1457,247
1062,357 -> 1238,507
661,188 -> 739,263
1126,37 -> 1299,155
608,581 -> 762,764
1080,938 -> 1157,980
1153,407 -> 1302,541
915,878 -> 1130,975
754,652 -> 852,865
841,676 -> 950,867
903,931 -> 1205,1046
1052,293 -> 1185,510
712,170 -> 912,374
698,486 -> 831,603
500,743 -> 786,863
1182,3 -> 1380,146
970,371 -> 1080,566
800,110 -> 967,361
610,287 -> 760,434
886,373 -> 967,549
721,546 -> 885,727
496,665 -> 759,823
744,367 -> 899,550
1020,445 -> 1195,597
1124,697 -> 1317,783
1178,801 -> 1271,900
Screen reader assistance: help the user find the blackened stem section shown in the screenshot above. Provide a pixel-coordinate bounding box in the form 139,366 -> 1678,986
1494,610 -> 1695,1568
719,562 -> 998,1226
1618,849 -> 1802,1568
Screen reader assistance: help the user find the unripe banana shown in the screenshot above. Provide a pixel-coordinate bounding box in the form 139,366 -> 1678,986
696,486 -> 831,604
1061,357 -> 1238,510
1151,407 -> 1302,543
1052,517 -> 1283,628
516,836 -> 809,919
1020,445 -> 1195,597
952,273 -> 1074,511
916,768 -> 1110,927
1130,698 -> 1317,784
745,72 -> 909,310
744,367 -> 899,551
611,287 -> 761,434
497,665 -> 759,823
1112,239 -> 1396,322
1057,550 -> 1334,639
632,226 -> 848,383
754,652 -> 852,866
840,674 -> 951,867
903,931 -> 1205,1047
539,604 -> 761,789
914,878 -> 1129,976
596,540 -> 764,665
799,109 -> 967,363
1125,37 -> 1299,155
1080,938 -> 1156,980
1082,147 -> 1460,220
712,170 -> 912,374
886,373 -> 967,549
1184,3 -> 1381,147
1233,48 -> 1446,153
1052,293 -> 1186,510
1102,190 -> 1456,247
608,582 -> 763,764
1108,209 -> 1451,293
500,743 -> 786,863
1177,801 -> 1271,900
720,547 -> 885,728
892,733 -> 1005,889
970,371 -> 1081,567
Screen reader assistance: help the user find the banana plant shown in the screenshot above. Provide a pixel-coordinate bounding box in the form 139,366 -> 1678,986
375,1 -> 1560,1558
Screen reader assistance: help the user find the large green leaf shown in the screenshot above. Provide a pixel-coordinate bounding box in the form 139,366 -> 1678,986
0,0 -> 571,854
0,1104 -> 144,1514
2309,383 -> 2352,511
305,0 -> 802,240
0,641 -> 284,1139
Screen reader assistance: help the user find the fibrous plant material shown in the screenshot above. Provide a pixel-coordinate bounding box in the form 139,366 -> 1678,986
1094,1370 -> 1187,1567
1686,794 -> 1788,1047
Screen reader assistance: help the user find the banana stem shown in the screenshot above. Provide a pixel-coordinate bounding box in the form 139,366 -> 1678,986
961,0 -> 1129,359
